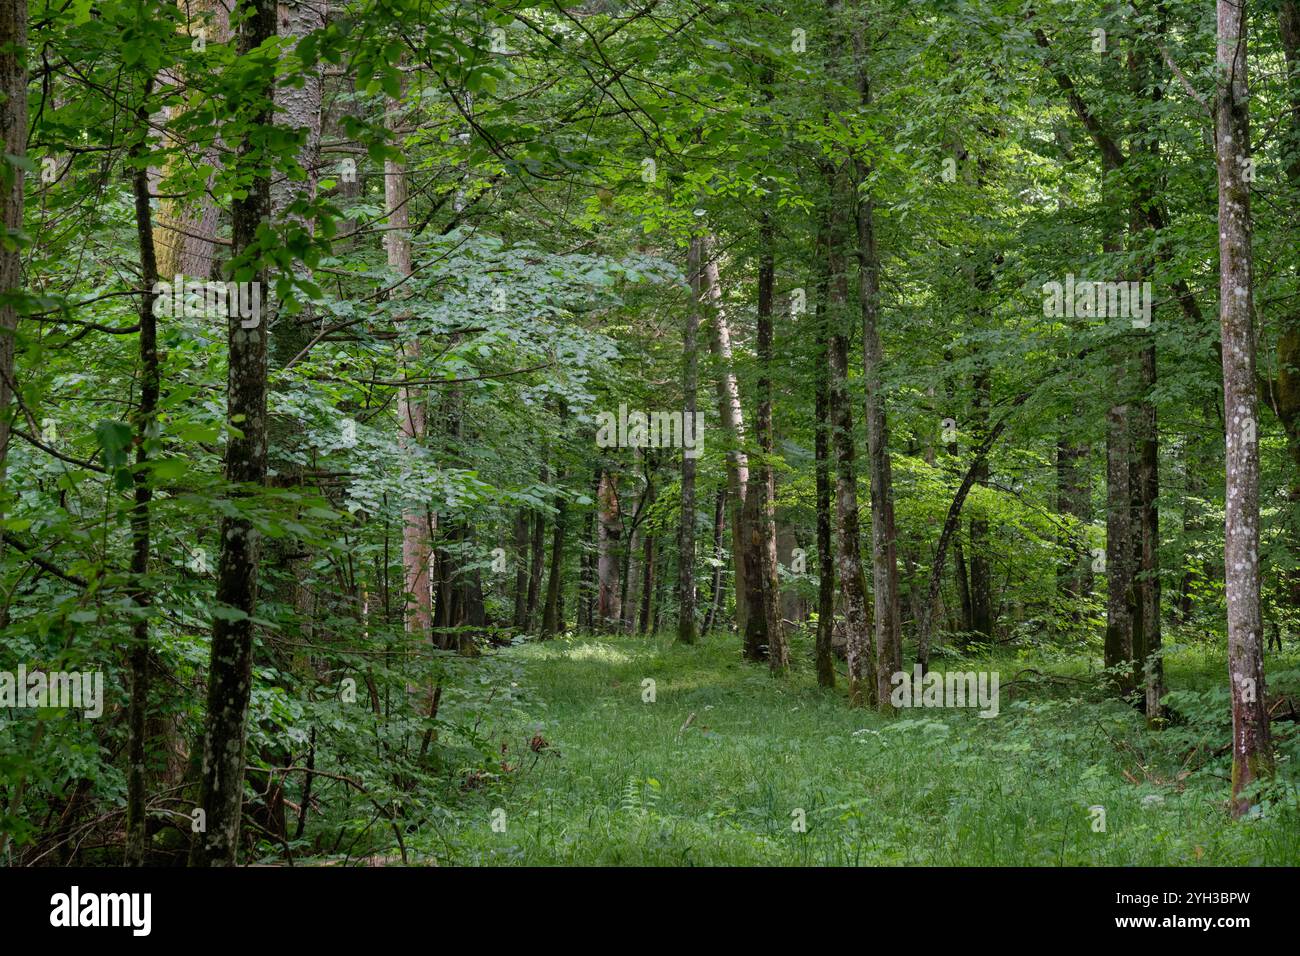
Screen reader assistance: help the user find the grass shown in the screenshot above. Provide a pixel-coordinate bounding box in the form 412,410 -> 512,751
419,629 -> 1300,866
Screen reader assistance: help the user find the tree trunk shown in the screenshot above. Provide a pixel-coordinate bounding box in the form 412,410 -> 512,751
1105,398 -> 1134,690
190,0 -> 276,867
702,235 -> 757,642
854,113 -> 901,706
814,269 -> 836,689
702,486 -> 726,634
541,482 -> 567,638
969,369 -> 993,640
638,471 -> 655,634
823,202 -> 873,707
1215,0 -> 1273,816
154,0 -> 230,279
677,236 -> 702,644
597,469 -> 621,628
750,213 -> 786,670
0,0 -> 24,483
527,500 -> 546,630
385,92 -> 433,654
125,85 -> 159,867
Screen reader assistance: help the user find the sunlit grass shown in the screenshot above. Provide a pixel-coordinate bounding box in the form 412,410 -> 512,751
423,631 -> 1300,866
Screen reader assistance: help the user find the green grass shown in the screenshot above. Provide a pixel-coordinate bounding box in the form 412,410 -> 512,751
422,631 -> 1300,866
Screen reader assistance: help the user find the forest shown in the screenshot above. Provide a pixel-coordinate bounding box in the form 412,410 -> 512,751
1,0 -> 1300,871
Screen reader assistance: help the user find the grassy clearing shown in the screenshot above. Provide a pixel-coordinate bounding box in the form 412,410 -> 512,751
422,631 -> 1300,866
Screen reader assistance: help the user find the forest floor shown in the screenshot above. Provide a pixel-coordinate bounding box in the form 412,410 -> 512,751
420,631 -> 1300,866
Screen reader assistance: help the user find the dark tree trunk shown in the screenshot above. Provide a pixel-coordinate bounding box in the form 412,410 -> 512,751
969,369 -> 993,640
1105,398 -> 1135,691
855,122 -> 901,707
825,214 -> 872,707
597,469 -> 621,629
0,0 -> 24,482
814,269 -> 836,689
190,0 -> 277,868
126,85 -> 159,866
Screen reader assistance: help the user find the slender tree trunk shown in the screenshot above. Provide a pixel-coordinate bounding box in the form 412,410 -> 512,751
854,102 -> 901,706
1215,0 -> 1272,816
580,469 -> 599,630
527,498 -> 546,630
1105,398 -> 1134,689
0,0 -> 23,484
638,469 -> 655,634
702,486 -> 726,634
125,84 -> 159,867
385,92 -> 433,654
597,469 -> 621,628
814,269 -> 836,689
541,481 -> 567,638
677,237 -> 702,644
748,213 -> 786,670
1136,343 -> 1162,718
969,369 -> 992,640
190,0 -> 276,867
702,236 -> 756,641
824,201 -> 873,707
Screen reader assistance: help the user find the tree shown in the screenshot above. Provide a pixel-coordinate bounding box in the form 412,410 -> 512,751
1214,0 -> 1272,816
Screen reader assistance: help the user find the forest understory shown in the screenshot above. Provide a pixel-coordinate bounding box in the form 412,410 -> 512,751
6,0 -> 1300,871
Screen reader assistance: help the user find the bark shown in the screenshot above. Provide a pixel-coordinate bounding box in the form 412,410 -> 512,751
824,206 -> 873,707
386,92 -> 433,651
749,212 -> 786,670
579,469 -> 599,630
1105,399 -> 1134,689
677,236 -> 702,644
541,483 -> 567,637
702,486 -> 726,633
0,0 -> 23,482
814,269 -> 836,689
597,469 -> 621,628
265,0 -> 325,666
1215,0 -> 1273,816
1135,345 -> 1162,719
638,471 -> 655,634
154,0 -> 230,279
969,369 -> 993,640
527,488 -> 546,630
126,84 -> 159,867
855,135 -> 901,706
190,0 -> 277,868
702,235 -> 756,642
